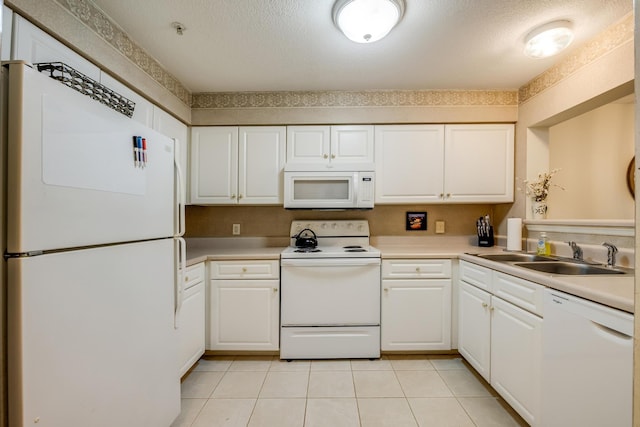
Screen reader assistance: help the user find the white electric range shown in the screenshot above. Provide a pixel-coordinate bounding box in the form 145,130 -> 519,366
280,220 -> 381,360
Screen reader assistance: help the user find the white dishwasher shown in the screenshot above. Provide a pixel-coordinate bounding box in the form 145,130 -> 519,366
542,289 -> 633,427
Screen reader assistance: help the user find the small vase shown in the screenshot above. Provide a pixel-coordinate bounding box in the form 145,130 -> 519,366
532,200 -> 548,219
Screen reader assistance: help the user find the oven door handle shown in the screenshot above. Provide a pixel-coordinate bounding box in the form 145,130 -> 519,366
281,258 -> 381,267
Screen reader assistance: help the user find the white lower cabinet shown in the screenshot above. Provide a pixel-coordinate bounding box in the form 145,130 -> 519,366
178,263 -> 206,377
458,281 -> 491,379
381,259 -> 451,351
208,260 -> 279,351
458,260 -> 542,427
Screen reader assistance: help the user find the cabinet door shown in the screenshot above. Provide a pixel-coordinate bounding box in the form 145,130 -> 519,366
209,279 -> 279,351
330,125 -> 374,165
381,279 -> 451,351
491,296 -> 542,426
458,281 -> 491,381
12,15 -> 100,81
238,126 -> 286,204
444,124 -> 514,203
190,127 -> 238,204
374,125 -> 445,203
286,126 -> 330,165
178,281 -> 205,377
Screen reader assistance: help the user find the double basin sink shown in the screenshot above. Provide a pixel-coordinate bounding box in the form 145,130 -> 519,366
472,252 -> 631,276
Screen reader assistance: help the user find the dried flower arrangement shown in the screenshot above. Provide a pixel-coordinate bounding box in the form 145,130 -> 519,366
524,169 -> 564,202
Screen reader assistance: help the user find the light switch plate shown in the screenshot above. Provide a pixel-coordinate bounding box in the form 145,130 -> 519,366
435,221 -> 445,234
232,224 -> 241,235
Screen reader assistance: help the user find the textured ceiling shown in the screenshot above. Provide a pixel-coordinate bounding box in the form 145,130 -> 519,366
90,0 -> 632,93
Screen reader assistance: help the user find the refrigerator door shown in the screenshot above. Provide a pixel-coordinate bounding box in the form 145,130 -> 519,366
8,238 -> 180,427
6,62 -> 175,254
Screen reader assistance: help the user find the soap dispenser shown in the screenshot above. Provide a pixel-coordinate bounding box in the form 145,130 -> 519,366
536,232 -> 550,256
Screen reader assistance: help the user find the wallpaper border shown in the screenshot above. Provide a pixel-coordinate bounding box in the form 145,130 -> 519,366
55,0 -> 192,106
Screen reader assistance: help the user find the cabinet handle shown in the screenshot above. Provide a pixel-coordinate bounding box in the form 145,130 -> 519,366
184,276 -> 189,282
482,302 -> 488,308
489,306 -> 495,312
383,287 -> 389,292
231,194 -> 236,199
446,193 -> 451,198
415,267 -> 421,273
238,194 -> 243,199
331,154 -> 336,159
242,267 -> 247,273
439,193 -> 444,198
323,154 -> 329,159
273,287 -> 278,293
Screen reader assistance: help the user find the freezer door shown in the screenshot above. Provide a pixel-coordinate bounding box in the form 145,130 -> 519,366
6,62 -> 175,253
7,239 -> 180,427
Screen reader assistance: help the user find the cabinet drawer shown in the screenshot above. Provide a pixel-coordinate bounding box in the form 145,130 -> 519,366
493,271 -> 544,316
210,260 -> 279,279
382,259 -> 451,279
459,261 -> 492,291
183,263 -> 205,290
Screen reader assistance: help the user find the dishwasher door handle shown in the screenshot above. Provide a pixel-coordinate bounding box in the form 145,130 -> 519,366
591,320 -> 633,341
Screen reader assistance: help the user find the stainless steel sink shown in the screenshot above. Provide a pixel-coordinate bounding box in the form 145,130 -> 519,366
477,253 -> 558,262
515,262 -> 627,275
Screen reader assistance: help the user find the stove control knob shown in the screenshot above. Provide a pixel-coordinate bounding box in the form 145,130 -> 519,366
357,224 -> 364,231
331,223 -> 337,229
347,223 -> 354,229
321,223 -> 328,229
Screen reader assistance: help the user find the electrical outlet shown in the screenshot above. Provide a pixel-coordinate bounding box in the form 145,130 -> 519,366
232,224 -> 241,235
435,220 -> 445,234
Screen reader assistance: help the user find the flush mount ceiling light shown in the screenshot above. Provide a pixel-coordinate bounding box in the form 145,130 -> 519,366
524,20 -> 574,59
332,0 -> 405,44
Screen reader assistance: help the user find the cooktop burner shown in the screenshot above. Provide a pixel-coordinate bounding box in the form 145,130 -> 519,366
294,248 -> 321,253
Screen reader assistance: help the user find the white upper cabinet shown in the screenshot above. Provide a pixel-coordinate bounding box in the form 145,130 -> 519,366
375,125 -> 445,203
375,124 -> 514,204
238,126 -> 286,204
287,125 -> 373,169
12,15 -> 100,81
444,124 -> 514,203
191,127 -> 239,205
190,126 -> 285,205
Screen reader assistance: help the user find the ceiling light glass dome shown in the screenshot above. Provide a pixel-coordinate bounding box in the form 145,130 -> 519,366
524,20 -> 574,59
333,0 -> 405,43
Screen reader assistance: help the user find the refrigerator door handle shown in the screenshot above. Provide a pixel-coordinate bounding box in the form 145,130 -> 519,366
174,237 -> 186,329
174,138 -> 186,237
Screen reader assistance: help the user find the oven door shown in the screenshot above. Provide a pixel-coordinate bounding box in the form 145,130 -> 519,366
280,258 -> 381,326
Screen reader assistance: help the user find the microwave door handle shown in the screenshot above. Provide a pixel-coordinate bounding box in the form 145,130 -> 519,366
353,172 -> 358,206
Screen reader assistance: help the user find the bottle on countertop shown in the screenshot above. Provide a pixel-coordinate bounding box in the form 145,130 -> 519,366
536,232 -> 551,256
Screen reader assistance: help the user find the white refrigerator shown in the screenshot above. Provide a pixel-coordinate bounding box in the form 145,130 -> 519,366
4,62 -> 183,426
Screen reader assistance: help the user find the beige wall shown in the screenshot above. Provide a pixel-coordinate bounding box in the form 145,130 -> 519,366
185,204 -> 495,238
548,101 -> 635,219
499,12 -> 634,235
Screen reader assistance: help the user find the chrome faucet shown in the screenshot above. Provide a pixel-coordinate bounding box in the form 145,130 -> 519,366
602,243 -> 618,268
567,241 -> 583,261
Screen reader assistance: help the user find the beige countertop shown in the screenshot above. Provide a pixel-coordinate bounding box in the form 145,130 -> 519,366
186,237 -> 286,266
186,235 -> 634,313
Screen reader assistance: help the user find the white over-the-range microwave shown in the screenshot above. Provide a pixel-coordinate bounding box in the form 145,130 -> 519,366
283,170 -> 375,209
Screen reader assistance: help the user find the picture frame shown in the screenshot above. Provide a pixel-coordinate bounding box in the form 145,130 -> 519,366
406,211 -> 427,231
626,156 -> 635,199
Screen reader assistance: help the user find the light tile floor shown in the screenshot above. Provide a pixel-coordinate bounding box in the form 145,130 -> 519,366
171,355 -> 528,427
